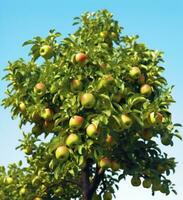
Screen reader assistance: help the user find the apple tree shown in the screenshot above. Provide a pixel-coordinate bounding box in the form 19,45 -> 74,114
1,9 -> 181,200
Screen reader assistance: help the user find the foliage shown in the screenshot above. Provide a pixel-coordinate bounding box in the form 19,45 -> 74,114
1,9 -> 181,200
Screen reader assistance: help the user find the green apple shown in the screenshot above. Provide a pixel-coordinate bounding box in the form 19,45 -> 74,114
5,176 -> 13,184
140,84 -> 152,96
100,31 -> 108,38
121,114 -> 133,129
32,124 -> 43,136
92,193 -> 100,200
55,146 -> 69,161
103,191 -> 112,200
69,115 -> 84,130
142,179 -> 152,188
99,157 -> 111,169
129,67 -> 141,79
152,180 -> 161,191
34,82 -> 46,96
19,187 -> 26,196
75,52 -> 88,63
41,108 -> 54,120
111,31 -> 118,40
86,124 -> 99,138
98,75 -> 114,89
23,146 -> 32,155
70,79 -> 83,91
157,164 -> 166,173
161,134 -> 172,146
80,93 -> 96,108
19,102 -> 26,113
66,133 -> 80,147
131,176 -> 141,187
39,45 -> 53,59
111,161 -> 120,171
34,197 -> 43,200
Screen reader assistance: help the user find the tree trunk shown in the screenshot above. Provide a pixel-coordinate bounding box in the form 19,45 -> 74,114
81,159 -> 104,200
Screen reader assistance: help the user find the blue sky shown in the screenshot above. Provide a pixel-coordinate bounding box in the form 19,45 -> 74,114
0,1 -> 182,199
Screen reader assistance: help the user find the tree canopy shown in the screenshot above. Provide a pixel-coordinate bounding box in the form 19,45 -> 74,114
1,9 -> 181,200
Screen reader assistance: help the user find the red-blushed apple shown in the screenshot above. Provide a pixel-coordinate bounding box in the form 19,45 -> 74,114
41,108 -> 54,120
105,134 -> 113,145
139,129 -> 153,140
19,102 -> 26,113
34,82 -> 46,96
111,161 -> 120,171
157,112 -> 163,123
140,84 -> 152,96
39,45 -> 53,59
99,157 -> 111,169
80,93 -> 96,108
86,124 -> 99,138
121,114 -> 133,129
103,191 -> 112,200
66,133 -> 80,147
55,146 -> 69,161
75,52 -> 88,63
142,179 -> 152,188
69,115 -> 84,130
138,74 -> 145,85
70,79 -> 83,91
131,176 -> 141,187
147,112 -> 163,125
43,120 -> 54,132
129,67 -> 141,79
31,111 -> 42,122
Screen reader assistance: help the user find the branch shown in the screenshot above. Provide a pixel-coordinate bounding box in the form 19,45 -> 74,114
89,165 -> 105,195
81,158 -> 93,199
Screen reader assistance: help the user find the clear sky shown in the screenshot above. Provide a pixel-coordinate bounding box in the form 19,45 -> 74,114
0,1 -> 183,199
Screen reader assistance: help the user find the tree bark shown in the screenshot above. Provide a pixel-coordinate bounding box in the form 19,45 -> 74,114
81,159 -> 104,200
